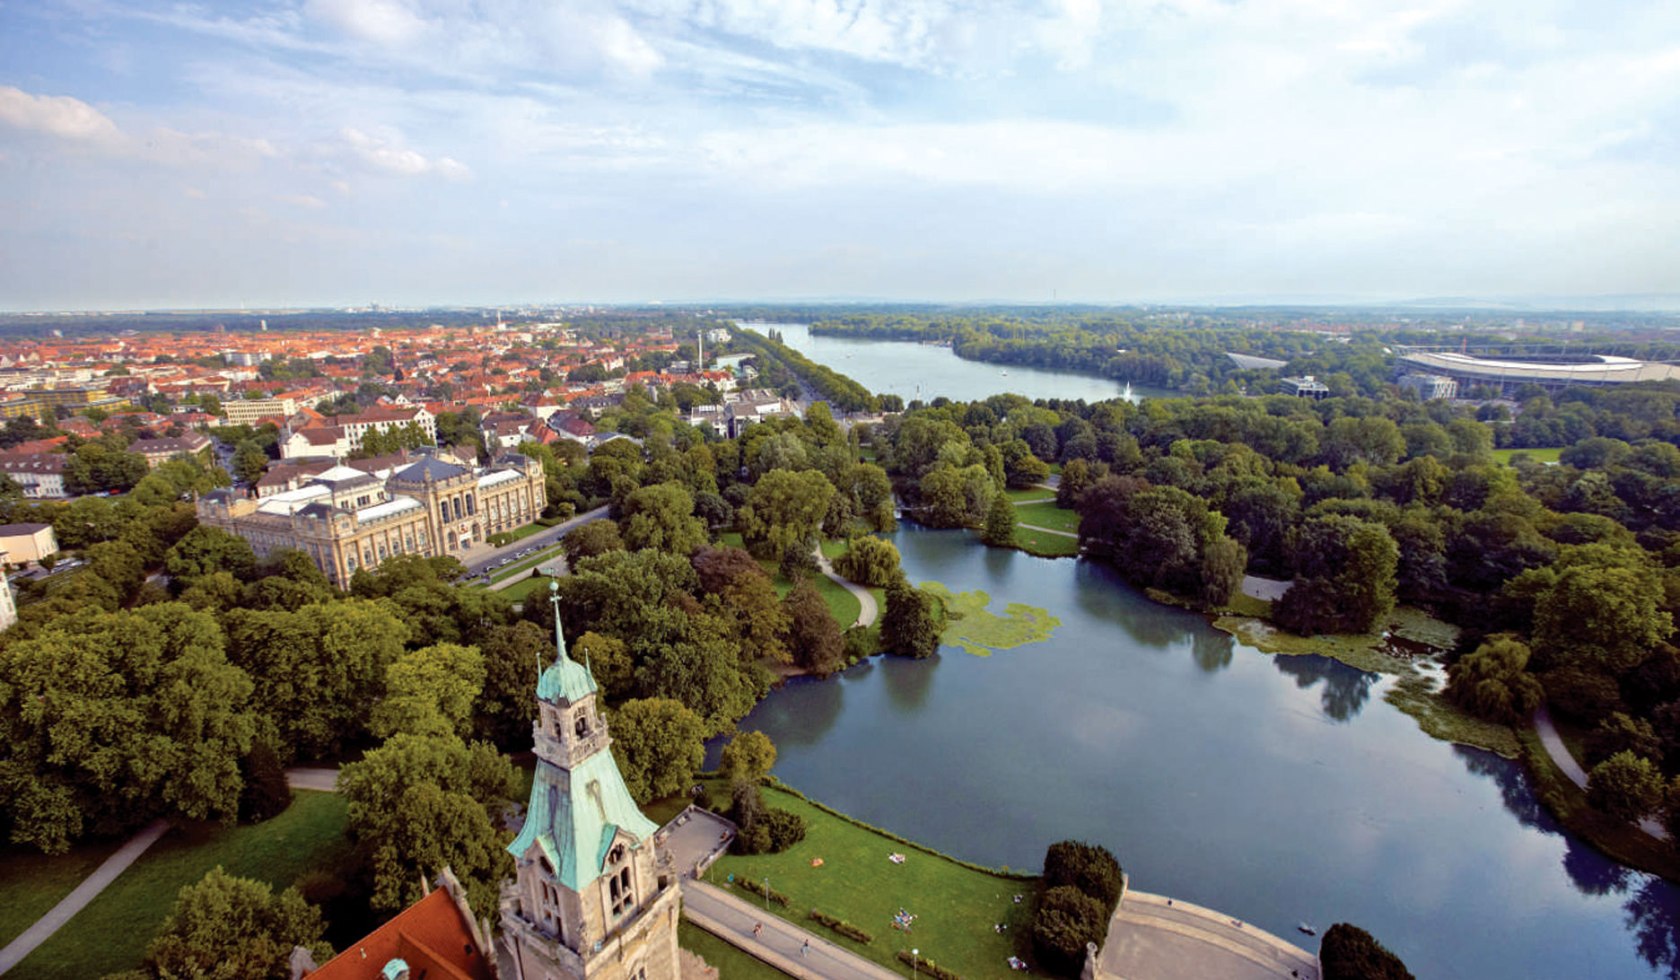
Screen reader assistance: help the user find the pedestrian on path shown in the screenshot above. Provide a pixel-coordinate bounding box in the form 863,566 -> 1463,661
753,921 -> 763,939
802,939 -> 810,957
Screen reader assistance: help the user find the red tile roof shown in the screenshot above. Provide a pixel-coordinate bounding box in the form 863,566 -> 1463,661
306,889 -> 492,980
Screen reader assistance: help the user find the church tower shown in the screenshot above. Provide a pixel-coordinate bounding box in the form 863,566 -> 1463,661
500,585 -> 681,980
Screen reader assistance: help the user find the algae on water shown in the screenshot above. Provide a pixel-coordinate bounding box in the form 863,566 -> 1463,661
922,581 -> 1060,656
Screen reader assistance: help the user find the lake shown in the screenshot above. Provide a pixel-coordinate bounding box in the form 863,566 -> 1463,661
714,525 -> 1680,980
737,322 -> 1177,405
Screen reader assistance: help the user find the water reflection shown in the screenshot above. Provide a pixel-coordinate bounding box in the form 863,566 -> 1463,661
755,674 -> 845,747
1565,838 -> 1634,897
1271,654 -> 1376,721
1191,631 -> 1235,673
981,542 -> 1017,579
1453,745 -> 1548,830
881,654 -> 936,712
1625,878 -> 1680,979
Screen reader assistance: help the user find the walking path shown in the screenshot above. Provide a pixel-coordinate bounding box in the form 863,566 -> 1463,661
1533,706 -> 1669,840
285,767 -> 340,792
1018,523 -> 1076,539
0,819 -> 170,976
681,880 -> 901,980
814,549 -> 878,628
1102,888 -> 1319,980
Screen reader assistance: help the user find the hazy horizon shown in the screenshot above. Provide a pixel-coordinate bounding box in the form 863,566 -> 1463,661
4,1 -> 1680,312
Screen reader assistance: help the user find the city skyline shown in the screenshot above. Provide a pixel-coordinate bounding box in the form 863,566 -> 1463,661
3,0 -> 1680,311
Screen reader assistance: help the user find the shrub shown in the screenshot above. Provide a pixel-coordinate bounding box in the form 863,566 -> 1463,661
1043,840 -> 1123,915
732,876 -> 790,907
1031,886 -> 1107,977
238,742 -> 293,823
809,908 -> 874,944
896,950 -> 962,980
1320,923 -> 1415,980
833,535 -> 903,587
763,808 -> 807,851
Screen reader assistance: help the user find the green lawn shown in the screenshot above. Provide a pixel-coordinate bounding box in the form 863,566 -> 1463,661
1004,488 -> 1055,505
18,791 -> 351,980
1491,447 -> 1563,464
490,541 -> 568,583
711,784 -> 1040,979
718,532 -> 863,628
500,574 -> 556,602
487,522 -> 548,547
0,838 -> 122,948
1014,502 -> 1078,534
1011,527 -> 1079,558
680,920 -> 790,979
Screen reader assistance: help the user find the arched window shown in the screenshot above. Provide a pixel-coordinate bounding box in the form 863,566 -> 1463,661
608,844 -> 633,917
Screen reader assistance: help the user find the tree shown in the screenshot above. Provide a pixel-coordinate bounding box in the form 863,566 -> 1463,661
0,604 -> 256,852
1587,751 -> 1665,822
371,643 -> 486,740
164,525 -> 258,585
783,578 -> 844,674
720,730 -> 778,784
981,491 -> 1016,547
1444,636 -> 1544,724
881,580 -> 945,659
1043,840 -> 1123,914
338,734 -> 518,914
473,622 -> 547,748
573,631 -> 635,700
739,469 -> 835,559
142,867 -> 331,980
608,698 -> 707,805
620,482 -> 706,555
832,535 -> 903,588
562,519 -> 623,563
231,440 -> 269,484
694,546 -> 790,664
1320,923 -> 1415,980
1532,558 -> 1673,675
1275,515 -> 1399,635
919,463 -> 994,528
1031,886 -> 1108,978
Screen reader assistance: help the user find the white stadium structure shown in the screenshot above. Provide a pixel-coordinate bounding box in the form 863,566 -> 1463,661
1395,349 -> 1680,395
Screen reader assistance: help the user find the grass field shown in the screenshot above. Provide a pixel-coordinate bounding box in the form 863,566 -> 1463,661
711,784 -> 1040,979
1492,446 -> 1564,464
500,574 -> 556,602
718,532 -> 864,628
1011,526 -> 1079,558
0,838 -> 122,949
680,920 -> 790,979
1014,501 -> 1079,534
489,541 -> 568,583
487,521 -> 549,548
17,791 -> 351,980
1004,488 -> 1056,504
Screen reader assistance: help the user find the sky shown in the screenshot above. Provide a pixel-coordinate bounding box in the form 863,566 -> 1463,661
1,0 -> 1679,311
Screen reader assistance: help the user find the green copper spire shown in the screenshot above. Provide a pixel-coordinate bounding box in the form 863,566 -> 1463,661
536,581 -> 598,704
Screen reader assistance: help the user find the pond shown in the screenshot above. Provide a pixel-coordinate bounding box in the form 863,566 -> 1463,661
714,524 -> 1680,980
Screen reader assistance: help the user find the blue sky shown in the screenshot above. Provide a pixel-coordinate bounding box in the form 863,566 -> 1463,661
1,0 -> 1678,310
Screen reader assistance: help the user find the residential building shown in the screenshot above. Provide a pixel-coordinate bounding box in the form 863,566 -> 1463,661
279,405 -> 437,460
222,394 -> 299,426
548,412 -> 597,446
0,522 -> 59,564
0,559 -> 14,632
129,433 -> 213,469
1398,373 -> 1460,401
296,869 -> 493,980
1280,376 -> 1331,400
197,451 -> 545,586
499,596 -> 681,980
0,454 -> 68,498
724,389 -> 798,438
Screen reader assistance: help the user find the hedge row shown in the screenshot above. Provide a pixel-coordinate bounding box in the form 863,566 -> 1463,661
767,780 -> 1037,881
732,877 -> 791,907
808,908 -> 874,945
896,949 -> 962,980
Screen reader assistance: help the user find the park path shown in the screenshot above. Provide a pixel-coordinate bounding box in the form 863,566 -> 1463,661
286,768 -> 340,792
681,880 -> 903,980
814,550 -> 878,628
1018,523 -> 1076,539
1533,706 -> 1669,840
0,819 -> 170,976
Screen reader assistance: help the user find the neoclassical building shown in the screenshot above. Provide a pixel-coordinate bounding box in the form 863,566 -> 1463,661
197,451 -> 546,586
500,589 -> 681,980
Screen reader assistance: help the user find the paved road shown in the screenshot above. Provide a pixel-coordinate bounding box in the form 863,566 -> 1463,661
681,880 -> 902,980
461,505 -> 609,578
1533,706 -> 1670,840
0,819 -> 171,976
814,550 -> 878,628
1104,890 -> 1318,980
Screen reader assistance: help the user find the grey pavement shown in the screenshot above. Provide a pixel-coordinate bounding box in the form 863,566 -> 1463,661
814,550 -> 878,628
461,505 -> 610,579
1533,706 -> 1669,840
0,819 -> 171,976
1240,575 -> 1291,603
285,768 -> 340,793
1102,890 -> 1318,980
681,879 -> 902,980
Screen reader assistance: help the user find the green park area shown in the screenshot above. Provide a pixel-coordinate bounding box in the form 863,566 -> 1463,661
710,783 -> 1040,979
719,532 -> 865,628
499,573 -> 556,602
1491,446 -> 1564,464
11,792 -> 350,979
1013,501 -> 1078,535
1011,525 -> 1079,558
0,839 -> 121,948
678,921 -> 788,980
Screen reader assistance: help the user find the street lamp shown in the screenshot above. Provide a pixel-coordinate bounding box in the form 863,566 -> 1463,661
764,877 -> 770,911
912,948 -> 919,980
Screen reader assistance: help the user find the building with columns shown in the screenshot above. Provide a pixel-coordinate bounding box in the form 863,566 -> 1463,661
196,451 -> 546,587
499,587 -> 681,980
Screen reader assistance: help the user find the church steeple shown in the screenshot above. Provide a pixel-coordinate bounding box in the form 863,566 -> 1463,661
499,585 -> 679,980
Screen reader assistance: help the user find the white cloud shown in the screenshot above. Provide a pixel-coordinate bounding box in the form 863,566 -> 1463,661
280,193 -> 328,209
340,127 -> 471,179
0,87 -> 123,144
306,0 -> 429,45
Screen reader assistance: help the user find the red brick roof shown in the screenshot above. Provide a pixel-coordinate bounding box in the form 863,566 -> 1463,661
306,889 -> 492,980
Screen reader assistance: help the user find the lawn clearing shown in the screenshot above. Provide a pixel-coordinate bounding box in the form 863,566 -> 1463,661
500,574 -> 556,602
18,791 -> 351,980
486,521 -> 548,548
1012,527 -> 1079,558
1004,488 -> 1056,505
679,920 -> 789,979
1491,447 -> 1563,465
1014,501 -> 1078,534
718,532 -> 863,628
710,784 -> 1040,979
0,839 -> 122,949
